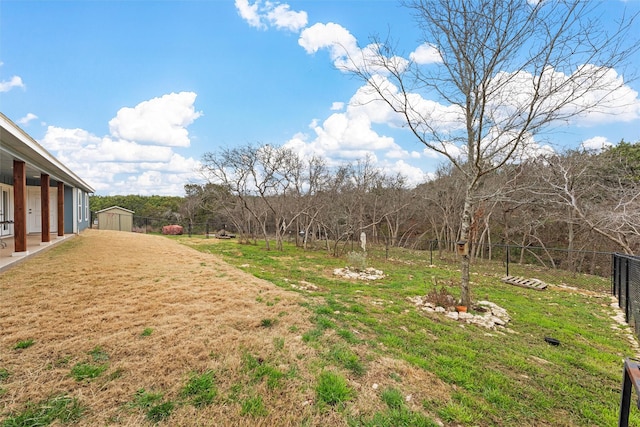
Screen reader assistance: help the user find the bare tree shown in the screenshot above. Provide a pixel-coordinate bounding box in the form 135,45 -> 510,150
347,0 -> 637,306
532,149 -> 640,255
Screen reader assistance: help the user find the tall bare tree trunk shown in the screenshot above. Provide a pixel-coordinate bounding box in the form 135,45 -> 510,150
459,191 -> 473,307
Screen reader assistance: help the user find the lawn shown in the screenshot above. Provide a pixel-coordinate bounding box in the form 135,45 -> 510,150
0,230 -> 637,426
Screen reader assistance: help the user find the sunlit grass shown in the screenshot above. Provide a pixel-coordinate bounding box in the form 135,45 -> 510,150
182,237 -> 638,426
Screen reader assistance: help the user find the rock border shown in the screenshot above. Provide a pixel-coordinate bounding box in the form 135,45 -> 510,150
407,296 -> 511,329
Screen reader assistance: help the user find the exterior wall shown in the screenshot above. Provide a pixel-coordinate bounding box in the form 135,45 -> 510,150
25,186 -> 58,234
64,186 -> 74,234
97,208 -> 133,232
77,189 -> 90,232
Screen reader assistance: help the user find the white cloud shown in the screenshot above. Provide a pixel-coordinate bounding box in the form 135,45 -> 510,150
410,43 -> 442,64
236,0 -> 307,32
235,0 -> 263,29
581,136 -> 612,152
0,75 -> 25,92
299,22 -> 358,58
108,92 -> 202,147
382,160 -> 427,186
487,65 -> 640,128
41,126 -> 102,151
39,93 -> 203,196
299,23 -> 409,74
267,3 -> 307,32
17,113 -> 38,125
330,102 -> 344,111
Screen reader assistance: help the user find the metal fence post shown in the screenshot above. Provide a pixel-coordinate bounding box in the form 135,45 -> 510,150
430,240 -> 433,265
626,259 -> 631,323
619,358 -> 640,427
506,245 -> 510,277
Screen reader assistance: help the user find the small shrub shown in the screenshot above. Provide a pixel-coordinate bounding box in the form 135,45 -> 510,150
346,251 -> 367,272
13,339 -> 34,350
316,371 -> 353,406
141,327 -> 154,337
240,396 -> 267,416
424,282 -> 456,308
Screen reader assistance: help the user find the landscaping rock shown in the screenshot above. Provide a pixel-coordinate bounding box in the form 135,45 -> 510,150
333,267 -> 385,281
407,295 -> 511,329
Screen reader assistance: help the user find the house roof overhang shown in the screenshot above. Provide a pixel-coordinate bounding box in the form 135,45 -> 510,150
0,112 -> 95,193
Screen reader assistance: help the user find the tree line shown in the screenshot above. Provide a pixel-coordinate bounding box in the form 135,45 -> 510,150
90,140 -> 639,261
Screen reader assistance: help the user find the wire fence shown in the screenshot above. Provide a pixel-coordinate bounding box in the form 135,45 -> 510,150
92,212 -> 613,289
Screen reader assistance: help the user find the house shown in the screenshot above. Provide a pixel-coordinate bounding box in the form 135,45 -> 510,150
96,206 -> 134,232
0,112 -> 95,257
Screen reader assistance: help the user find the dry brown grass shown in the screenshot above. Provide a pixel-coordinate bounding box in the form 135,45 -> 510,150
0,230 -> 450,426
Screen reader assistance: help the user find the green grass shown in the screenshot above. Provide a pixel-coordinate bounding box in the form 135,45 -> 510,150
181,370 -> 217,407
146,401 -> 174,423
141,327 -> 154,337
241,352 -> 289,389
181,237 -> 639,426
70,362 -> 108,381
128,389 -> 174,423
88,346 -> 109,362
1,395 -> 84,426
12,339 -> 34,350
240,395 -> 268,417
380,387 -> 404,410
327,344 -> 365,376
260,318 -> 275,327
315,371 -> 353,406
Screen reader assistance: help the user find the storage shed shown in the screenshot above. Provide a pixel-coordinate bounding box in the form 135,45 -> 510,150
96,206 -> 134,232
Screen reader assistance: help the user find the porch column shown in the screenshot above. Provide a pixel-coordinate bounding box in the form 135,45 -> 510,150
57,182 -> 65,237
13,160 -> 28,255
41,174 -> 50,244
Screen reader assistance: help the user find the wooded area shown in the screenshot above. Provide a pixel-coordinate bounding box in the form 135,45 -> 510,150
90,140 -> 639,263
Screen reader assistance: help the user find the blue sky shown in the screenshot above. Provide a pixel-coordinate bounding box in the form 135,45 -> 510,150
1,0 -> 639,196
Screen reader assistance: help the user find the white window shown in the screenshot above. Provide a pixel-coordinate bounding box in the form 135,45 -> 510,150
78,189 -> 82,222
85,193 -> 89,221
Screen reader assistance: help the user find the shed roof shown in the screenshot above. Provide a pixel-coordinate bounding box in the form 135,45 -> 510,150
96,206 -> 135,214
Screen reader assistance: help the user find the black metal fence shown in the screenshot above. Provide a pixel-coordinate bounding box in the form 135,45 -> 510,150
418,240 -> 613,291
612,253 -> 640,338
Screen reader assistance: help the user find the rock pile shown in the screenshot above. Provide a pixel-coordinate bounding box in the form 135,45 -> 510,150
407,297 -> 510,329
333,267 -> 385,281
